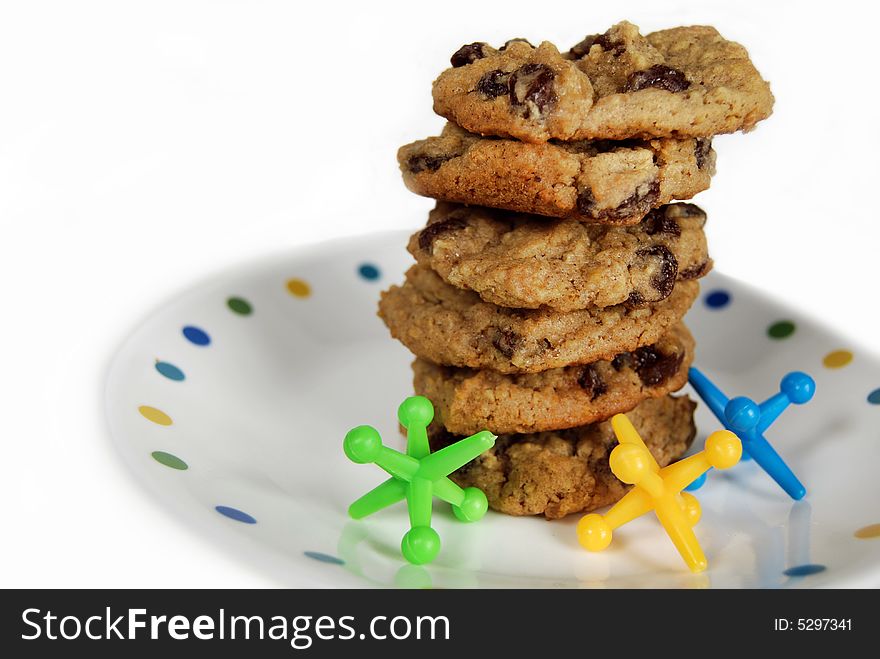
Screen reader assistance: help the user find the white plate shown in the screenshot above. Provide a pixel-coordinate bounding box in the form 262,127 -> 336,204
105,231 -> 880,588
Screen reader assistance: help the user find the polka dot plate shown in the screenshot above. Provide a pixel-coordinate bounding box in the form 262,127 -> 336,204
105,231 -> 880,588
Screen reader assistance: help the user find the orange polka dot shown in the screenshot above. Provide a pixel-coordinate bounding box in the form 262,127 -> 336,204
286,278 -> 311,298
823,349 -> 853,369
854,523 -> 880,539
139,405 -> 172,426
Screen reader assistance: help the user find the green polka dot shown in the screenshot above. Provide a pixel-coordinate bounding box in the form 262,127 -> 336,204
227,297 -> 253,315
768,320 -> 795,339
151,451 -> 188,470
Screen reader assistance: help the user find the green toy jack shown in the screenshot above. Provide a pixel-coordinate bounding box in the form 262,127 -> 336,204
343,396 -> 496,565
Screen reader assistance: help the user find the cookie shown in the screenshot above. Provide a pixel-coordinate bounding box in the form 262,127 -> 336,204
413,323 -> 694,435
432,22 -> 773,143
429,394 -> 696,518
410,202 -> 711,312
398,123 -> 715,223
377,265 -> 698,373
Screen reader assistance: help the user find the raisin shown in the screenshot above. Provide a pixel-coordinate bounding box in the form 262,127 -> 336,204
496,445 -> 512,481
674,202 -> 703,218
476,69 -> 510,98
499,38 -> 533,51
491,329 -> 522,358
508,63 -> 556,115
611,352 -> 631,371
575,189 -> 596,216
455,457 -> 475,477
637,245 -> 678,300
451,42 -> 489,67
407,153 -> 453,173
694,138 -> 712,169
576,179 -> 660,221
679,262 -> 709,279
643,207 -> 681,237
625,291 -> 646,306
630,346 -> 684,386
588,138 -> 642,153
569,32 -> 625,58
625,65 -> 690,93
417,217 -> 468,252
577,365 -> 607,400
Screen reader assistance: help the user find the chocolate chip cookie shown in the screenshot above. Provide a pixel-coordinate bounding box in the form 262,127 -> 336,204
432,22 -> 773,143
428,394 -> 696,518
413,323 -> 693,435
410,202 -> 711,312
377,265 -> 699,373
398,123 -> 715,223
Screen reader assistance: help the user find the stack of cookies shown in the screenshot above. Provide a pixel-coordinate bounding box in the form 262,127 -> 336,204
379,21 -> 772,518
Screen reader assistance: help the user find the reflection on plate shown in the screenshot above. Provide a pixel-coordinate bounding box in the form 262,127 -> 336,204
106,231 -> 880,588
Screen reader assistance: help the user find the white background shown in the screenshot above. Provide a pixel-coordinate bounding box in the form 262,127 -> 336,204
1,0 -> 878,588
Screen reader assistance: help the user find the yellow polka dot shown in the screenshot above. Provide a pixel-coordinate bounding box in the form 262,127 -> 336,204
286,278 -> 311,298
855,523 -> 880,539
139,405 -> 172,426
823,349 -> 853,369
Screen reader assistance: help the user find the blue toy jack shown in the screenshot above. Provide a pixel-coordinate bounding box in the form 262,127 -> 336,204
685,367 -> 815,499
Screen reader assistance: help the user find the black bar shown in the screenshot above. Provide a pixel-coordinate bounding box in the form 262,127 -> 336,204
0,589 -> 870,656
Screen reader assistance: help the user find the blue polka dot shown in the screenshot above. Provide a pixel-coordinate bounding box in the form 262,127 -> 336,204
215,506 -> 256,524
783,564 -> 826,577
155,361 -> 185,381
358,263 -> 381,281
705,290 -> 731,309
183,326 -> 211,346
304,551 -> 345,565
868,388 -> 880,405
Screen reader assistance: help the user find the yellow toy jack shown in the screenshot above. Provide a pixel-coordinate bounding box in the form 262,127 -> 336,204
577,414 -> 742,572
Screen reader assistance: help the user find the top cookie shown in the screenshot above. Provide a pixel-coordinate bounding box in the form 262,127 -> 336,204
432,22 -> 774,143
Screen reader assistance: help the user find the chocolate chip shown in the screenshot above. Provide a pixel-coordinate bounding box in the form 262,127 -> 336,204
451,42 -> 489,67
630,345 -> 684,386
569,32 -> 625,58
643,208 -> 681,237
679,262 -> 709,280
476,69 -> 510,98
407,153 -> 454,174
694,138 -> 712,169
491,329 -> 522,358
417,217 -> 468,252
499,38 -> 533,51
508,63 -> 556,115
576,179 -> 660,221
625,65 -> 690,93
637,245 -> 678,300
577,365 -> 607,401
541,338 -> 553,350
